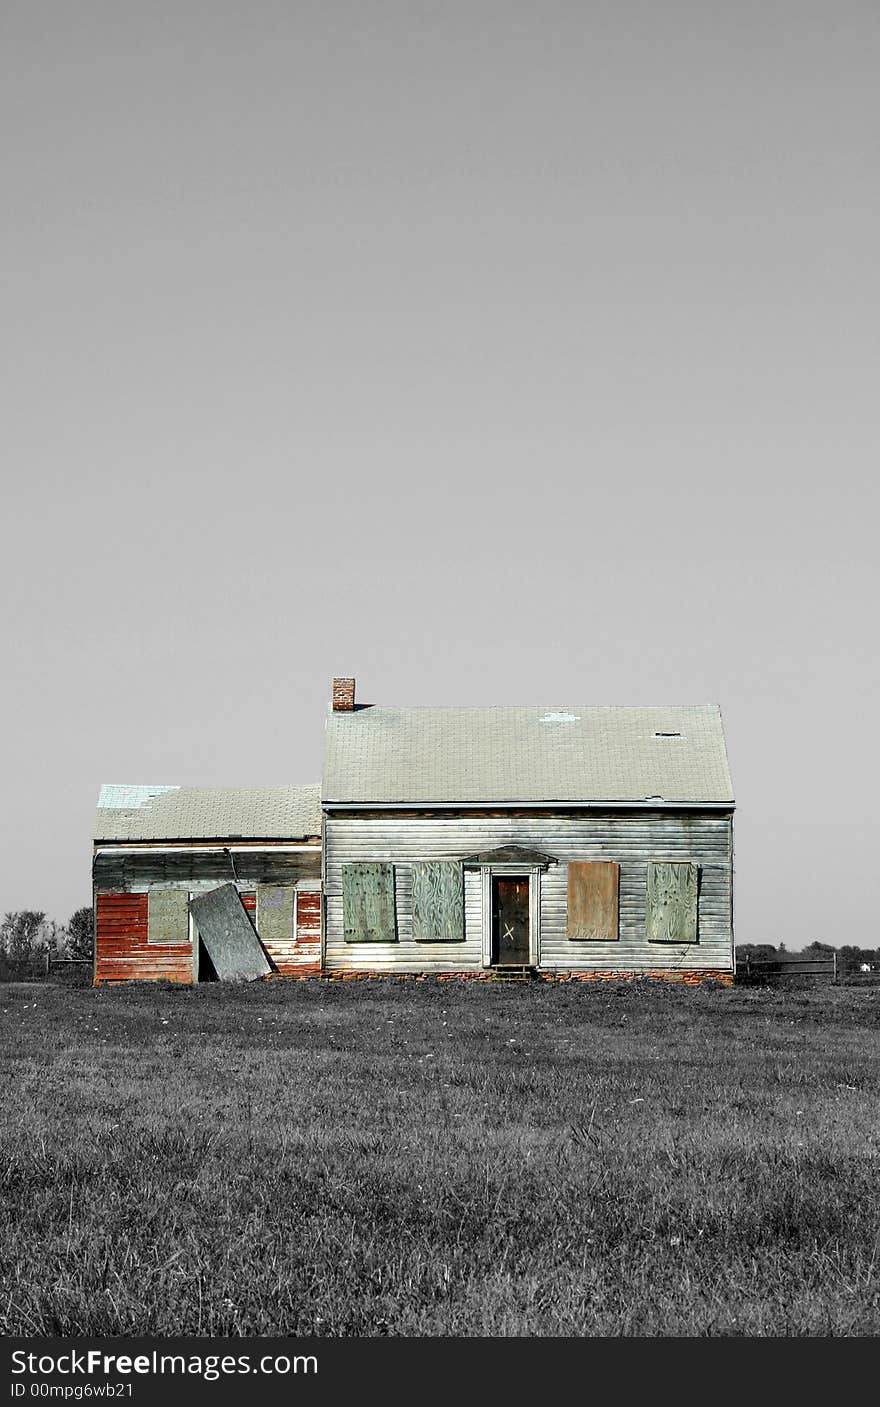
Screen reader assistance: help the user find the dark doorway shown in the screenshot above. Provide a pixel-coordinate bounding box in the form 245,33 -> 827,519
492,876 -> 530,966
197,935 -> 219,982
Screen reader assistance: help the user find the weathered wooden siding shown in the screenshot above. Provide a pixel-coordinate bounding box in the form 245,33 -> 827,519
323,812 -> 733,974
203,886 -> 319,975
95,849 -> 322,981
93,845 -> 320,889
324,861 -> 484,973
257,888 -> 321,975
95,892 -> 192,984
295,890 -> 322,972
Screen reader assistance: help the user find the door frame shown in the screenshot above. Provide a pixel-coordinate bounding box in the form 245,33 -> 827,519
480,865 -> 541,968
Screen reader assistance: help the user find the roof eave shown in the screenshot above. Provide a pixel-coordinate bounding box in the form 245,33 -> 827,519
321,798 -> 735,811
92,834 -> 322,846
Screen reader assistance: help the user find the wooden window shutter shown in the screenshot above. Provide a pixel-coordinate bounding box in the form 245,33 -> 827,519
147,888 -> 190,945
567,862 -> 619,940
342,863 -> 397,943
646,862 -> 699,943
256,885 -> 294,943
411,862 -> 465,941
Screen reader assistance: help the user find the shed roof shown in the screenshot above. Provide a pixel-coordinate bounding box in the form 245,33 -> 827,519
323,706 -> 734,806
94,784 -> 322,842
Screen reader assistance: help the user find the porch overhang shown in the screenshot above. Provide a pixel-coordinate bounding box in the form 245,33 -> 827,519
460,844 -> 557,869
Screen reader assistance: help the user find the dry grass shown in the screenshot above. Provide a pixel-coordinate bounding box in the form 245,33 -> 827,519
1,978 -> 878,1336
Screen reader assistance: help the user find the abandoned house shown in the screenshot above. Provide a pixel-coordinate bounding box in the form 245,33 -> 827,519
92,678 -> 735,984
92,785 -> 321,982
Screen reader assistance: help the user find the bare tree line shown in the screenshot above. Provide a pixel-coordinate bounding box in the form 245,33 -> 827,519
0,908 -> 93,962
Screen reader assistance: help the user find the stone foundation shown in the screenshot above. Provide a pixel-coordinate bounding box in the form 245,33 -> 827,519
317,968 -> 734,985
540,969 -> 734,986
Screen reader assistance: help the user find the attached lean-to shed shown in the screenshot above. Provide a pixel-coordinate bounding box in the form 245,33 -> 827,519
322,679 -> 735,982
92,784 -> 321,983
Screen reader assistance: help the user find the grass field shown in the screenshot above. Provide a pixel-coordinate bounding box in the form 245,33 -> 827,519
1,977 -> 878,1337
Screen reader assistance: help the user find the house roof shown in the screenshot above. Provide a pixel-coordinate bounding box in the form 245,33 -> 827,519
94,784 -> 322,842
322,705 -> 734,806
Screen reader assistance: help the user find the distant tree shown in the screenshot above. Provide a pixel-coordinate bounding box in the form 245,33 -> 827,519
735,944 -> 778,961
44,920 -> 67,955
0,911 -> 47,960
837,944 -> 878,972
839,945 -> 876,964
66,906 -> 94,960
804,941 -> 835,954
778,942 -> 787,953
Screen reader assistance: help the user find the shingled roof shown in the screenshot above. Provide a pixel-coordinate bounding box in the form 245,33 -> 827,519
323,706 -> 734,806
94,784 -> 322,842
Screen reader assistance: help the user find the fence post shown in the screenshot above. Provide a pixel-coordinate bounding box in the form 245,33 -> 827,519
833,951 -> 838,984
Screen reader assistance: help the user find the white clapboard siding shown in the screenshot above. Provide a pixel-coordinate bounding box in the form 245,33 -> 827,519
323,813 -> 733,973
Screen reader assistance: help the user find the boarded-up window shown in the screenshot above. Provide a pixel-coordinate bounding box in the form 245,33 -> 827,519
567,862 -> 619,940
411,862 -> 464,941
256,885 -> 294,943
646,862 -> 699,943
147,888 -> 190,945
342,863 -> 396,943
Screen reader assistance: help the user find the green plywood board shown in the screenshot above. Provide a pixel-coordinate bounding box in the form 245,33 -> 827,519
256,885 -> 294,943
342,862 -> 396,943
646,862 -> 699,943
147,888 -> 190,945
411,862 -> 465,941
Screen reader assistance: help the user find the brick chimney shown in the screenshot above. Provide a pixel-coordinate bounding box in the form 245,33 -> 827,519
332,677 -> 356,711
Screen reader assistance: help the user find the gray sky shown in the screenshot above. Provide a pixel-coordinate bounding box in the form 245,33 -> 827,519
2,1 -> 878,946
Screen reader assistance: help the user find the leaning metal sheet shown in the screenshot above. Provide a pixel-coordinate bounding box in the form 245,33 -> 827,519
190,884 -> 272,981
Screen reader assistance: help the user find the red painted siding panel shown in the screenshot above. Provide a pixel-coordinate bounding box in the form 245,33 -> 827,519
224,887 -> 320,977
95,892 -> 192,984
264,890 -> 320,975
95,886 -> 321,982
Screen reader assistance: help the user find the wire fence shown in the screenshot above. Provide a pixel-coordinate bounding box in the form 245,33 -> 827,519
0,956 -> 92,984
48,959 -> 93,986
0,954 -> 50,982
737,954 -> 879,984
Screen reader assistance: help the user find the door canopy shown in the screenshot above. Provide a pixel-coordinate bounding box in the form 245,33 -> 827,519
460,844 -> 556,868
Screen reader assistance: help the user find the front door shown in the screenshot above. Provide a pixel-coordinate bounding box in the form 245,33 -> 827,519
492,877 -> 530,966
